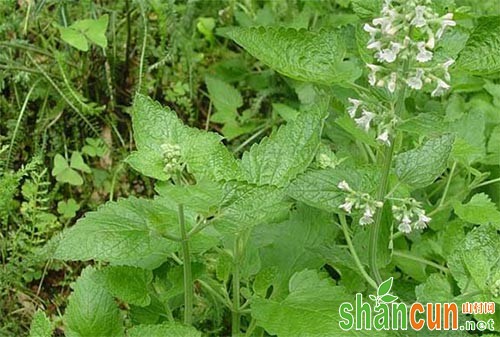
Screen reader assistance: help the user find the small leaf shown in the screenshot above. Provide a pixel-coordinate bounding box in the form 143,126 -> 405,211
57,198 -> 80,218
377,277 -> 393,297
454,193 -> 500,227
29,310 -> 52,337
70,152 -> 91,173
58,26 -> 88,51
51,154 -> 69,176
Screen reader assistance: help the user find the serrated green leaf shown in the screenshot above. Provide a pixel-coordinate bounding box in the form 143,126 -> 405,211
286,167 -> 374,213
156,179 -> 223,215
64,266 -> 123,337
351,0 -> 382,18
395,134 -> 454,188
252,269 -> 389,337
128,322 -> 201,337
29,310 -> 52,337
453,193 -> 500,226
215,182 -> 290,233
449,109 -> 485,164
54,197 -> 178,269
457,16 -> 500,75
250,205 -> 335,296
226,27 -> 360,84
240,101 -> 327,187
96,266 -> 153,307
205,75 -> 242,118
448,224 -> 500,292
126,94 -> 241,181
70,151 -> 91,173
415,273 -> 453,303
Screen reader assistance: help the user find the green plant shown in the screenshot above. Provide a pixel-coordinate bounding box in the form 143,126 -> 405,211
6,0 -> 498,336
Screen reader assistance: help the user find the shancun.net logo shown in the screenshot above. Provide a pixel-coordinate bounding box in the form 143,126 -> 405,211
339,277 -> 496,332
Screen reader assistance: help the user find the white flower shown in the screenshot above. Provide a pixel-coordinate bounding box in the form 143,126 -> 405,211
355,110 -> 375,132
363,23 -> 379,35
347,98 -> 362,117
339,200 -> 355,214
398,214 -> 412,233
387,72 -> 397,93
398,221 -> 412,233
373,17 -> 393,34
411,5 -> 427,27
390,41 -> 403,54
338,180 -> 351,191
426,33 -> 435,49
442,59 -> 455,81
416,42 -> 433,62
367,40 -> 382,50
406,68 -> 424,90
436,14 -> 456,39
376,48 -> 397,63
431,79 -> 450,97
359,206 -> 375,225
414,213 -> 431,230
367,64 -> 381,86
377,130 -> 391,145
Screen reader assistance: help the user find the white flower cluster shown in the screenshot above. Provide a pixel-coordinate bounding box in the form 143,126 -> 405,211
346,97 -> 397,146
338,180 -> 383,225
363,0 -> 456,96
161,142 -> 182,176
391,198 -> 431,234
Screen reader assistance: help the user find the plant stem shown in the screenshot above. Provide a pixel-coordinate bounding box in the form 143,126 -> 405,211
392,250 -> 448,273
339,215 -> 378,290
473,176 -> 500,189
178,202 -> 193,325
232,235 -> 242,337
369,60 -> 409,285
439,161 -> 457,207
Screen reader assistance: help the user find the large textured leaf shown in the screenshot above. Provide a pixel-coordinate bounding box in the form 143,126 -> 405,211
214,182 -> 291,233
250,205 -> 336,297
53,197 -> 178,269
126,94 -> 241,181
226,27 -> 360,84
64,267 -> 123,337
457,16 -> 500,75
240,101 -> 327,187
96,266 -> 153,307
395,134 -> 454,189
252,270 -> 390,337
128,322 -> 201,337
286,167 -> 375,212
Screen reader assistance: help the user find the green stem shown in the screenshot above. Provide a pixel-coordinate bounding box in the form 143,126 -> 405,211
178,202 -> 193,325
369,59 -> 409,285
392,250 -> 448,273
339,215 -> 378,290
439,161 -> 457,207
473,176 -> 500,189
232,235 -> 242,337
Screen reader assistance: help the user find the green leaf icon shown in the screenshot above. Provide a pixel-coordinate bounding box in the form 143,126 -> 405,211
380,294 -> 398,303
377,277 -> 393,297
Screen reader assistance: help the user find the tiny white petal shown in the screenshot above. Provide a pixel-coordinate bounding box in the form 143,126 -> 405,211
339,200 -> 354,214
416,42 -> 433,62
431,79 -> 451,97
398,221 -> 412,233
338,180 -> 351,191
363,23 -> 379,34
387,72 -> 397,93
367,41 -> 382,50
355,110 -> 375,132
377,130 -> 391,145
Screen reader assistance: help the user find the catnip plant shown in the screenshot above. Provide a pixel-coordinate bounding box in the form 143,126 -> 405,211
33,0 -> 500,336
